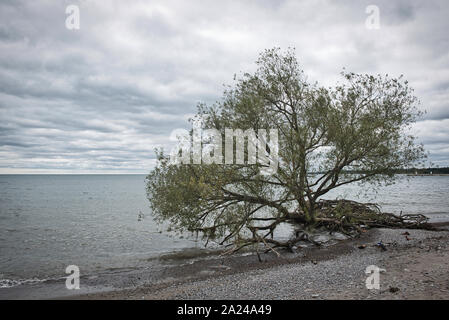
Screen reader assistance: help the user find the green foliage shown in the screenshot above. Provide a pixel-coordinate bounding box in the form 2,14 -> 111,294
146,48 -> 426,249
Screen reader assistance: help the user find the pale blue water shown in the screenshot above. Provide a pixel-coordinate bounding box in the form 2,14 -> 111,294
0,174 -> 448,288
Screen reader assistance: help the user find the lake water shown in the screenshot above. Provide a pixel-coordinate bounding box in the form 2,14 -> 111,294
1,174 -> 448,290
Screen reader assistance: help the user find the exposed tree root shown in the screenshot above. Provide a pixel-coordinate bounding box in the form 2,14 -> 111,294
222,199 -> 440,256
313,199 -> 436,233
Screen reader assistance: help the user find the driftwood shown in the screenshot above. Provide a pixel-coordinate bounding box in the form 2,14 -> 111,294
222,199 -> 438,255
313,199 -> 435,233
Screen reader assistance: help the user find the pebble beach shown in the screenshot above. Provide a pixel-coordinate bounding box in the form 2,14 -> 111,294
76,226 -> 449,300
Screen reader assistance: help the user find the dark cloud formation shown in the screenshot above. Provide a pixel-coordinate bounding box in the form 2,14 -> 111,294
0,0 -> 448,173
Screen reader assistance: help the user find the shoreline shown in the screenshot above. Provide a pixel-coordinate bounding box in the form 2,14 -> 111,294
2,223 -> 448,300
71,223 -> 449,300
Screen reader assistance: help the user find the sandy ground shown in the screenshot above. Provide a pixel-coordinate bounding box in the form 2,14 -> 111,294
73,226 -> 449,300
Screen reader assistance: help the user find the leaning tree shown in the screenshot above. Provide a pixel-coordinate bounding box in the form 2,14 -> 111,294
146,48 -> 431,254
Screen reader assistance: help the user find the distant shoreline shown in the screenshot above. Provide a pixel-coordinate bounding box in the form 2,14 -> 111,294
406,174 -> 449,176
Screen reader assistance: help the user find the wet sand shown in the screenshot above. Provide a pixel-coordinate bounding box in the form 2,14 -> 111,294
72,225 -> 449,300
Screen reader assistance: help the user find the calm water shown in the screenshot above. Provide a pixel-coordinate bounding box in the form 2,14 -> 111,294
1,174 -> 448,288
0,174 -> 201,287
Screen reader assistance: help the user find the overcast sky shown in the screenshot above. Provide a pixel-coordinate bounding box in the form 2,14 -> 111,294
0,0 -> 448,173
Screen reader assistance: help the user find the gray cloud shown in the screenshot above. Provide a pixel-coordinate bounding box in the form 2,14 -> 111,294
1,0 -> 449,173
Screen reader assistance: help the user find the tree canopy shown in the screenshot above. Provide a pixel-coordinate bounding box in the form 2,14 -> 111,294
146,48 -> 428,253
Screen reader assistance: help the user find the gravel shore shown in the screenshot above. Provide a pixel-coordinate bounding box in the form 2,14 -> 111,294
78,227 -> 449,300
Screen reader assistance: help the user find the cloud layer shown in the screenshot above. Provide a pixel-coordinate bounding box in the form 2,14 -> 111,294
1,0 -> 448,173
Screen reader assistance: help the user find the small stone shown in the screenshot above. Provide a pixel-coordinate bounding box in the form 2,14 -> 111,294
389,287 -> 400,293
312,234 -> 331,244
331,232 -> 348,240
